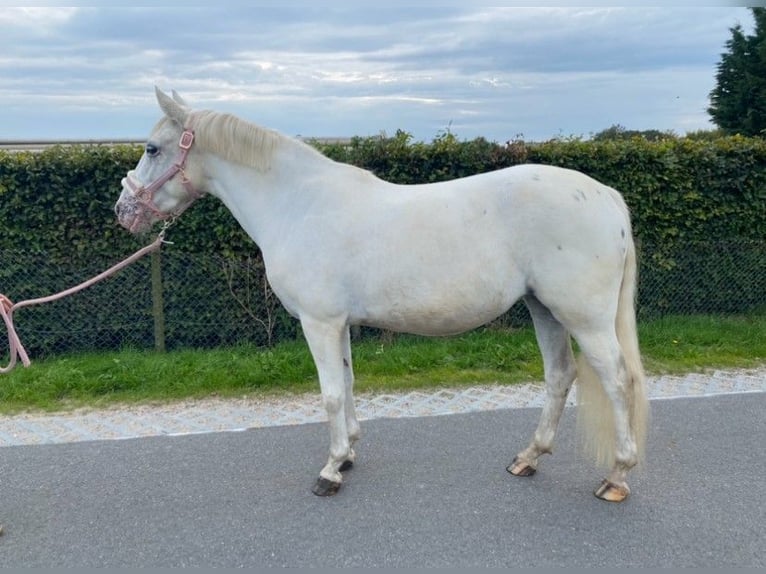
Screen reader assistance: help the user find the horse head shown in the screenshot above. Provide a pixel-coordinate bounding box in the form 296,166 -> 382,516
115,87 -> 206,234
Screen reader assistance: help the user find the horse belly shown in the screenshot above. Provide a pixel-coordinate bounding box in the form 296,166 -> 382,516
361,300 -> 512,336
355,269 -> 524,336
347,191 -> 525,335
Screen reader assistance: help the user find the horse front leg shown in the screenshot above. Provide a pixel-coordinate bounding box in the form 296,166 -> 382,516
301,316 -> 355,496
340,324 -> 361,472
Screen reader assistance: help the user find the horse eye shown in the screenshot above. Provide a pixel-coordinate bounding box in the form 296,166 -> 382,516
145,143 -> 159,157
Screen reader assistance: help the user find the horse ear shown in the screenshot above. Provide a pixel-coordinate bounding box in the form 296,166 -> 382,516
171,90 -> 190,107
155,86 -> 188,127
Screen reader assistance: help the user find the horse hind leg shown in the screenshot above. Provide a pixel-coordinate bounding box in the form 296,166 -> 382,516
508,296 -> 576,478
573,329 -> 643,503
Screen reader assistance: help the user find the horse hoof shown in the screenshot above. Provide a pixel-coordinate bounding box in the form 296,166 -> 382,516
594,479 -> 630,502
507,458 -> 536,477
339,460 -> 354,472
312,477 -> 341,497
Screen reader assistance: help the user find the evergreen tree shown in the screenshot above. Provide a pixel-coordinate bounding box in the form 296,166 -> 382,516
708,8 -> 766,136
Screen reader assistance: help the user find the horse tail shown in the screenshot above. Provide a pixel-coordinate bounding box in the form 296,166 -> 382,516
576,221 -> 649,468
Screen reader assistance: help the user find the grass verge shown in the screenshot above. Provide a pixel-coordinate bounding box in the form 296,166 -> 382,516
1,314 -> 764,415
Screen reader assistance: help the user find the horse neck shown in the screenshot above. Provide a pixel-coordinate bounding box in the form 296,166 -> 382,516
202,142 -> 346,248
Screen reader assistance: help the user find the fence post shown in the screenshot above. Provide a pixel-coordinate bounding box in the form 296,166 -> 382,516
150,250 -> 166,352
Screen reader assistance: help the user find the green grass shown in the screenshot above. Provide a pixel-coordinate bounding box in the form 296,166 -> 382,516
638,314 -> 766,373
1,314 -> 764,415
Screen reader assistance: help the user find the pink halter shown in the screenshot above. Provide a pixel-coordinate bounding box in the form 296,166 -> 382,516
125,128 -> 204,220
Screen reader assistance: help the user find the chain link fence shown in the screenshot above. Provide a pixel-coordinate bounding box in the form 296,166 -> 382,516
2,239 -> 764,360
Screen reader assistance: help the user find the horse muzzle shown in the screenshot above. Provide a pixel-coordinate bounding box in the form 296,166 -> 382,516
115,180 -> 155,234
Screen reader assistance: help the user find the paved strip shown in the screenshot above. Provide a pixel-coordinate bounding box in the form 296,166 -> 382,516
0,368 -> 763,447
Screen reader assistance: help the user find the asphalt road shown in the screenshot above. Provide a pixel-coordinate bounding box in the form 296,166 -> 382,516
1,393 -> 764,567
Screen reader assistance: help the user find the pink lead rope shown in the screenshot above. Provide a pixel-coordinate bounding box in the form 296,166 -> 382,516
1,231 -> 168,374
3,125 -> 200,374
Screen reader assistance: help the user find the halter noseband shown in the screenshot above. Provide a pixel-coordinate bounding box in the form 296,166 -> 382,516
125,128 -> 204,220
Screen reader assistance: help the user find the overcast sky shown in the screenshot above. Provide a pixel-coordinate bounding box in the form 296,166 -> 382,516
0,6 -> 754,143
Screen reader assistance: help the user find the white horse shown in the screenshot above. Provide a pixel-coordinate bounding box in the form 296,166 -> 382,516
116,88 -> 648,502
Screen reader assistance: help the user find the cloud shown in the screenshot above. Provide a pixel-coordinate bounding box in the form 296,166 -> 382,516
0,7 -> 77,30
0,6 -> 753,141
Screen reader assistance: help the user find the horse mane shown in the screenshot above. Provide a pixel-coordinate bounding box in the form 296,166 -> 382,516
186,109 -> 323,172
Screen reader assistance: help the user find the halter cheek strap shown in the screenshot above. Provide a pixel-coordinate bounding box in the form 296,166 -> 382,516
126,128 -> 204,220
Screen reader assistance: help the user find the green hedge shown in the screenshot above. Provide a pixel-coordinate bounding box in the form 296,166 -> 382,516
2,134 -> 763,260
323,133 -> 766,318
1,134 -> 764,356
322,132 -> 766,247
526,136 -> 766,247
0,145 -> 255,258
